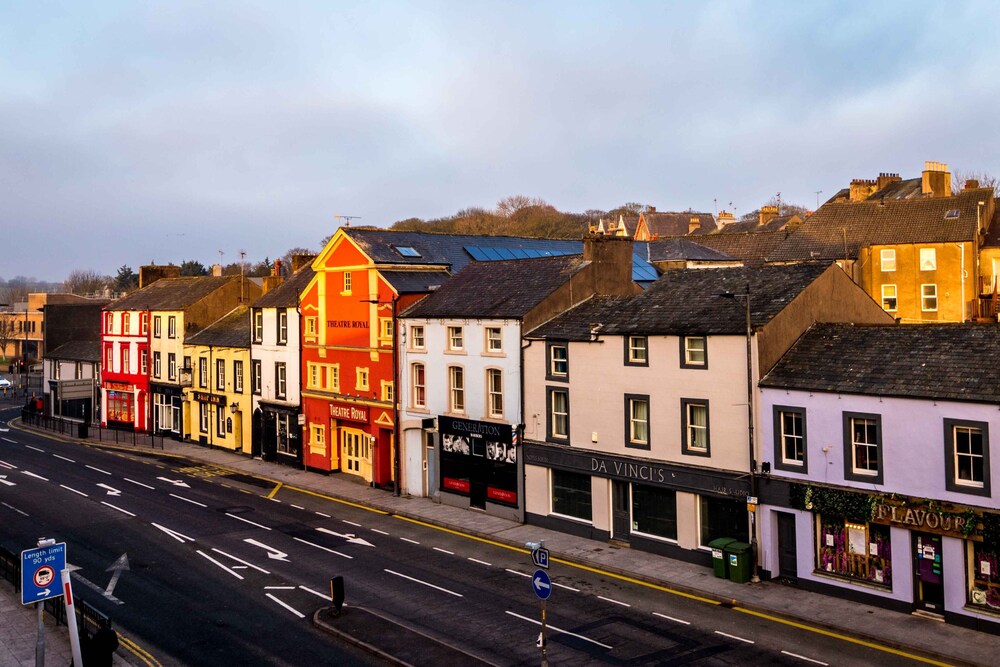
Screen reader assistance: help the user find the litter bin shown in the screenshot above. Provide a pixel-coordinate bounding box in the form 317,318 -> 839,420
708,537 -> 736,578
725,541 -> 752,583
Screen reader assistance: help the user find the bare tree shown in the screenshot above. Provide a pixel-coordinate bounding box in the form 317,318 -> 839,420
495,195 -> 548,218
0,314 -> 16,360
63,270 -> 109,296
952,170 -> 998,192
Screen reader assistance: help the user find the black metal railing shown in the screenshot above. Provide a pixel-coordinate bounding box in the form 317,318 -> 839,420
20,411 -> 164,450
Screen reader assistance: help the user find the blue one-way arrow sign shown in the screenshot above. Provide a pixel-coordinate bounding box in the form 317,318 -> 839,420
21,542 -> 66,605
531,569 -> 552,600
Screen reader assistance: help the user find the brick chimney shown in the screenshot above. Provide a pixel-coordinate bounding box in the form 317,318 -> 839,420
921,161 -> 951,197
717,210 -> 735,226
291,254 -> 317,272
211,264 -> 223,277
688,216 -> 701,234
758,205 -> 779,226
965,179 -> 980,191
849,178 -> 878,202
139,265 -> 181,288
877,172 -> 901,191
583,235 -> 634,295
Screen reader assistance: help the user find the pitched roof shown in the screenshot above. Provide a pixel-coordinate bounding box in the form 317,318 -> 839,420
185,306 -> 250,348
45,340 -> 102,363
716,214 -> 801,234
527,263 -> 831,339
642,211 -> 717,237
768,188 -> 991,262
690,230 -> 794,265
379,270 -> 451,294
252,266 -> 315,308
105,277 -> 234,311
761,322 -> 1000,403
645,237 -> 734,262
402,255 -> 588,320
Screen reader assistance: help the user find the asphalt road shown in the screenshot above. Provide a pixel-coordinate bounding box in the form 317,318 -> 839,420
0,409 -> 932,666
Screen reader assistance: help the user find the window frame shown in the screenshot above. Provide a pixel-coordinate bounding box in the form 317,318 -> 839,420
546,341 -> 569,381
410,325 -> 425,350
251,359 -> 262,395
485,327 -> 503,354
881,284 -> 898,312
944,418 -> 991,496
842,412 -> 884,484
625,393 -> 650,449
486,368 -> 504,418
153,316 -> 161,338
880,248 -> 896,272
772,405 -> 808,473
680,335 -> 708,369
275,362 -> 287,399
448,365 -> 465,414
168,316 -> 177,339
199,403 -> 209,433
233,360 -> 243,393
153,352 -> 161,378
356,366 -> 369,391
550,468 -> 592,522
216,404 -> 227,438
447,325 -> 464,352
252,310 -> 264,343
921,284 -> 938,312
216,359 -> 226,391
546,386 -> 570,442
411,362 -> 426,409
625,336 -> 649,367
680,398 -> 710,457
342,271 -> 352,294
919,247 -> 937,271
277,310 -> 288,345
168,353 -> 177,381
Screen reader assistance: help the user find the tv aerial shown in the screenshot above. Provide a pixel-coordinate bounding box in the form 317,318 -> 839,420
335,215 -> 361,227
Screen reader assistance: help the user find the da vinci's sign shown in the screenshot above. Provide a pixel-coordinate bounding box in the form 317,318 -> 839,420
871,497 -> 981,541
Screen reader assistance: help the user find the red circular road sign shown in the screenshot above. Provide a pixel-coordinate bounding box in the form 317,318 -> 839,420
33,566 -> 55,588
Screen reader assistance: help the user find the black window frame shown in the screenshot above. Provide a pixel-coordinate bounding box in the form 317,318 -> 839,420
275,362 -> 287,400
153,315 -> 161,338
233,359 -> 244,394
168,316 -> 177,339
680,398 -> 710,457
252,309 -> 264,344
624,336 -> 649,367
772,405 -> 808,473
251,359 -> 262,395
168,353 -> 177,381
277,310 -> 288,345
944,418 -> 991,497
624,393 -> 650,449
546,386 -> 570,443
842,412 -> 884,484
546,341 -> 569,381
679,335 -> 708,369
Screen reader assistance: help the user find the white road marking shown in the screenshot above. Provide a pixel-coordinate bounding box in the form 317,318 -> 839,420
53,454 -> 76,463
196,550 -> 244,580
300,585 -> 328,599
316,527 -> 375,547
342,519 -> 361,527
211,548 -> 270,574
433,547 -> 454,555
1,437 -> 16,443
244,538 -> 290,562
598,595 -> 630,607
264,586 -> 295,590
468,558 -> 492,567
505,610 -> 613,649
385,569 -> 462,597
554,582 -> 579,592
97,483 -> 122,496
22,470 -> 48,481
400,537 -> 420,545
781,651 -> 828,666
124,478 -> 155,490
1,501 -> 28,516
0,459 -> 17,469
101,502 -> 136,517
85,465 -> 111,475
268,497 -> 281,503
292,537 -> 352,559
59,484 -> 88,497
314,511 -> 331,518
70,572 -> 122,605
290,504 -> 305,510
653,611 -> 690,625
371,529 -> 389,536
225,513 -> 271,530
169,493 -> 207,507
265,593 -> 305,618
151,523 -> 195,544
156,477 -> 190,488
505,569 -> 530,578
0,475 -> 15,486
715,630 -> 754,644
26,445 -> 44,452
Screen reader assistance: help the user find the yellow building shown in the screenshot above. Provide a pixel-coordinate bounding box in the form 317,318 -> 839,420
182,307 -> 253,452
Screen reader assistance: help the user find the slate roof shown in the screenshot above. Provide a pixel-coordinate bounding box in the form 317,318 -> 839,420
642,211 -> 718,237
527,264 -> 831,339
45,341 -> 101,363
401,255 -> 588,320
645,238 -> 734,262
252,266 -> 315,309
871,177 -> 923,200
690,230 -> 793,265
716,214 -> 801,234
185,306 -> 250,348
105,277 -> 234,311
760,322 -> 1000,403
768,188 -> 992,262
379,270 -> 451,294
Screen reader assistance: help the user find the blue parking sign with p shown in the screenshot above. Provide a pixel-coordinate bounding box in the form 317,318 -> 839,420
21,542 -> 66,605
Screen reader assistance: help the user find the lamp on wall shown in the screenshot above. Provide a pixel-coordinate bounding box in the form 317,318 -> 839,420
230,402 -> 239,414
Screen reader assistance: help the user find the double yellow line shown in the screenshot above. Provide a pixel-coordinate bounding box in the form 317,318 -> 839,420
119,635 -> 161,667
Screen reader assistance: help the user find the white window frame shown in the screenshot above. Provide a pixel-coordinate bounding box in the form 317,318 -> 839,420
919,247 -> 937,271
953,424 -> 985,488
487,368 -> 503,418
880,248 -> 896,272
448,365 -> 465,413
881,284 -> 898,312
684,336 -> 706,366
629,396 -> 649,445
486,327 -> 503,353
168,353 -> 176,381
410,325 -> 425,350
153,352 -> 161,378
168,316 -> 177,339
921,284 -> 938,312
278,311 -> 288,344
199,403 -> 209,433
253,310 -> 264,343
233,360 -> 243,393
448,326 -> 464,351
628,336 -> 648,364
412,363 -> 426,408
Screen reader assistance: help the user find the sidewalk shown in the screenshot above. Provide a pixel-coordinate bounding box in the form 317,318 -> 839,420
17,423 -> 998,667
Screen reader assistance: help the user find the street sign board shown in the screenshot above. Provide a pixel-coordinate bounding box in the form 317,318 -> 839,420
531,546 -> 550,569
531,569 -> 552,600
21,542 -> 66,605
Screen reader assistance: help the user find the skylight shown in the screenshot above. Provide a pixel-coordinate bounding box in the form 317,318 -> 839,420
944,209 -> 961,220
394,246 -> 421,258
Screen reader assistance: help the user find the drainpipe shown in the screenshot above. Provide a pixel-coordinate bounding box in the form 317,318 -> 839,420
392,294 -> 401,497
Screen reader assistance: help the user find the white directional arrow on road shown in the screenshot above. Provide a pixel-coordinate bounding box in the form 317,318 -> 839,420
156,477 -> 191,488
21,470 -> 48,481
243,538 -> 290,561
0,475 -> 15,486
151,523 -> 195,544
316,527 -> 375,547
97,483 -> 122,496
104,553 -> 130,598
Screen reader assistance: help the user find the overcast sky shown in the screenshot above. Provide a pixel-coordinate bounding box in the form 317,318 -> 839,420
3,1 -> 999,282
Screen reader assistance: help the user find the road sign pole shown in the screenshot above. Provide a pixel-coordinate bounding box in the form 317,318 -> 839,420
33,537 -> 54,667
540,599 -> 548,667
61,569 -> 83,667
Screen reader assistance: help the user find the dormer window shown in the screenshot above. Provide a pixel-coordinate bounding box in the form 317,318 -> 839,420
944,209 -> 961,220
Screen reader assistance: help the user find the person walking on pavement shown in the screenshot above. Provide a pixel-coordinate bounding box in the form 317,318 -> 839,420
87,618 -> 119,666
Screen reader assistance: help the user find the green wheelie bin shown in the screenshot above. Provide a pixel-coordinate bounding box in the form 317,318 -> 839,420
708,537 -> 736,578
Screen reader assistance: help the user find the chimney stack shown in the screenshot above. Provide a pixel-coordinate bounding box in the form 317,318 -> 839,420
758,205 -> 780,226
849,178 -> 878,202
211,264 -> 223,277
921,161 -> 952,198
717,210 -> 735,226
687,216 -> 701,234
291,254 -> 317,272
877,172 -> 901,191
139,265 -> 181,288
583,234 -> 634,295
965,179 -> 980,191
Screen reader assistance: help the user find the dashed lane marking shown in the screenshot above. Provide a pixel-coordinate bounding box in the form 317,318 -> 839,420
1,501 -> 28,516
343,519 -> 361,527
372,529 -> 389,536
433,547 -> 454,555
554,582 -> 579,592
225,512 -> 271,530
715,630 -> 754,644
291,504 -> 305,510
124,478 -> 155,490
505,569 -> 530,578
315,511 -> 331,518
598,595 -> 630,608
101,501 -> 136,517
169,493 -> 208,508
26,445 -> 44,452
300,585 -> 328,599
653,611 -> 690,625
385,569 -> 462,597
59,484 -> 88,497
505,610 -> 613,649
85,464 -> 111,475
53,454 -> 75,463
782,651 -> 829,666
468,557 -> 492,567
197,550 -> 244,580
400,537 -> 420,545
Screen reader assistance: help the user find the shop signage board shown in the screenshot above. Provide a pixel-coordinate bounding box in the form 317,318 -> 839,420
21,542 -> 66,605
870,497 -> 982,541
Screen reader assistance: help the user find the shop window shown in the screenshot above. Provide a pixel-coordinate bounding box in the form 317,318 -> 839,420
881,284 -> 897,312
944,419 -> 990,496
448,365 -> 465,413
699,495 -> 748,546
487,368 -> 503,418
817,518 -> 891,588
880,248 -> 896,272
921,284 -> 938,312
843,412 -> 883,484
773,406 -> 807,473
410,325 -> 425,350
632,485 -> 677,540
919,248 -> 937,271
625,336 -> 648,366
275,414 -> 292,455
681,398 -> 710,456
625,394 -> 649,448
681,336 -> 707,368
411,363 -> 425,408
551,469 -> 591,521
546,342 -> 569,380
546,387 -> 569,441
971,535 -> 1000,611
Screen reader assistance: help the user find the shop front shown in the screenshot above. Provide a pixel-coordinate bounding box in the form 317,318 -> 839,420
103,381 -> 139,430
151,383 -> 183,437
328,401 -> 393,487
438,416 -> 519,520
254,401 -> 302,466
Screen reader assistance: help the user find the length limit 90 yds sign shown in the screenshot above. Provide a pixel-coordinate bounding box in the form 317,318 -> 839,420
21,542 -> 66,605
